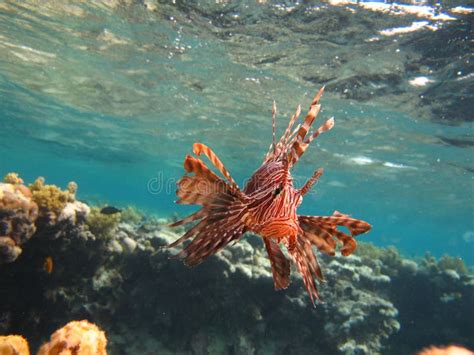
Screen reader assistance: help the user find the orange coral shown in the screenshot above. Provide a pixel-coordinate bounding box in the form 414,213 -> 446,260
418,345 -> 473,355
0,335 -> 30,355
37,320 -> 107,355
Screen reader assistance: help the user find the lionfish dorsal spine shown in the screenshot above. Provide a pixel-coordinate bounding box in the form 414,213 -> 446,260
299,168 -> 324,196
272,99 -> 277,154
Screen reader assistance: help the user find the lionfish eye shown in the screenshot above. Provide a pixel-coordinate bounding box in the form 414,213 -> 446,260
273,185 -> 283,197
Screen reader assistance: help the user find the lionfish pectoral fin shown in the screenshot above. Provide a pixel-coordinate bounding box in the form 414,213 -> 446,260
264,238 -> 290,290
170,150 -> 249,266
298,212 -> 371,257
170,201 -> 248,266
180,218 -> 247,267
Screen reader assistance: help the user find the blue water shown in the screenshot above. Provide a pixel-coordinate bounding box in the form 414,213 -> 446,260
0,1 -> 473,264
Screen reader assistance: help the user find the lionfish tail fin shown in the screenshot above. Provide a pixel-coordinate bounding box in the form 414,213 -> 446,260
170,145 -> 248,266
288,237 -> 323,306
298,212 -> 371,257
264,238 -> 291,290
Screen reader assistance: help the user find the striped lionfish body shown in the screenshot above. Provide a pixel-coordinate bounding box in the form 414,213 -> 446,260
169,87 -> 371,305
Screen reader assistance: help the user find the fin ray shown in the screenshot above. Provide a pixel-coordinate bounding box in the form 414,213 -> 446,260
299,212 -> 371,256
193,143 -> 239,190
264,238 -> 291,290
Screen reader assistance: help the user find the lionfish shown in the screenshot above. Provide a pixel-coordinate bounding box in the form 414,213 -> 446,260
169,87 -> 371,305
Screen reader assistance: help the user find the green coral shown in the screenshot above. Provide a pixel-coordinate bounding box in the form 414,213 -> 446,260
437,255 -> 468,275
28,177 -> 75,216
3,172 -> 24,185
120,206 -> 144,225
356,243 -> 401,266
86,207 -> 120,238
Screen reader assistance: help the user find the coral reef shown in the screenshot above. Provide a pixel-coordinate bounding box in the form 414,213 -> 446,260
322,255 -> 399,354
0,173 -> 89,264
0,179 -> 38,264
119,206 -> 143,225
38,320 -> 107,355
0,335 -> 30,355
28,177 -> 75,217
355,243 -> 474,354
85,207 -> 120,238
0,194 -> 472,354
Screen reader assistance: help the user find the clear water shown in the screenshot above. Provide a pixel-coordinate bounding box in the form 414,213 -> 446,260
0,0 -> 473,266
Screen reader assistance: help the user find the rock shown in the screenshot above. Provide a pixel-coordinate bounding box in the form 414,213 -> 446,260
121,237 -> 137,253
107,240 -> 123,254
58,201 -> 90,224
0,237 -> 22,264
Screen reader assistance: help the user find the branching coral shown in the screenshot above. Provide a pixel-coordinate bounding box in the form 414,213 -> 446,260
29,177 -> 76,217
323,255 -> 400,354
120,206 -> 143,225
37,320 -> 107,355
3,173 -> 24,185
437,255 -> 468,275
0,335 -> 30,355
86,207 -> 120,238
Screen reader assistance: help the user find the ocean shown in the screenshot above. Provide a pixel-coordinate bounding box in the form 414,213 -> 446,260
0,1 -> 473,354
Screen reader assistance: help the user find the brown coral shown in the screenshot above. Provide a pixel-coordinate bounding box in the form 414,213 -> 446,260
0,335 -> 30,355
37,320 -> 107,355
0,182 -> 38,264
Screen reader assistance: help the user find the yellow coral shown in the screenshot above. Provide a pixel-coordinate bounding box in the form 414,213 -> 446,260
86,207 -> 120,238
3,172 -> 24,185
37,320 -> 107,355
28,176 -> 45,191
0,335 -> 30,355
28,177 -> 76,216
